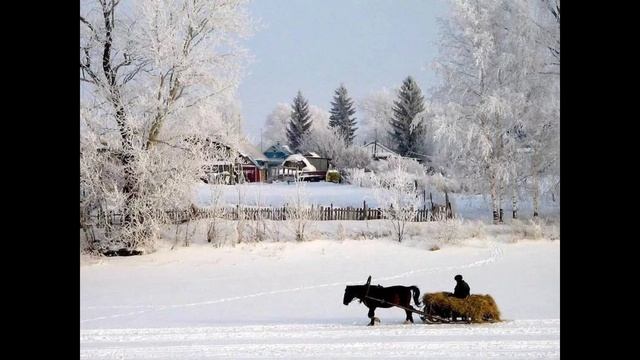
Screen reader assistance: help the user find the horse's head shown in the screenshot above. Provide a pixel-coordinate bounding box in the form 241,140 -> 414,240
343,286 -> 357,305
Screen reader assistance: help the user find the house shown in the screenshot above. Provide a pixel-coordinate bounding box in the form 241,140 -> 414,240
237,140 -> 269,183
302,152 -> 332,181
304,152 -> 330,171
363,141 -> 433,168
281,153 -> 314,178
200,138 -> 268,184
263,142 -> 293,181
263,142 -> 293,163
362,141 -> 400,160
262,142 -> 333,182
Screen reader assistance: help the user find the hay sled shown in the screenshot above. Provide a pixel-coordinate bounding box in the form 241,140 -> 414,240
420,292 -> 501,324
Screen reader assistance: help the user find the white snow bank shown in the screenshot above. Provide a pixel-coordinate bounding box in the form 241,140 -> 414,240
81,239 -> 558,358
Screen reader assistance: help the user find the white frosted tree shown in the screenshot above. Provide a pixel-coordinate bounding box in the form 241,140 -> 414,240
357,88 -> 396,148
431,0 -> 558,222
309,105 -> 330,133
284,179 -> 317,242
263,103 -> 291,147
302,124 -> 371,171
80,0 -> 253,252
373,157 -> 424,243
219,99 -> 245,139
521,0 -> 560,217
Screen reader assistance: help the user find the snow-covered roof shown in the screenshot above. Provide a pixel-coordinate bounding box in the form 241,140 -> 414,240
305,152 -> 320,158
362,141 -> 399,157
283,154 -> 316,171
237,140 -> 268,162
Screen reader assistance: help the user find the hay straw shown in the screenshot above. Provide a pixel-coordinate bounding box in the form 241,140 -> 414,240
422,292 -> 501,323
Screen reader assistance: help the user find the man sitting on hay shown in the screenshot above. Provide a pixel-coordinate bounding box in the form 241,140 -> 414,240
421,274 -> 501,323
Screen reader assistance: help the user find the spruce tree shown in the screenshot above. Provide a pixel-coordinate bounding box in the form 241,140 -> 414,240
389,76 -> 425,156
328,84 -> 358,146
287,91 -> 313,153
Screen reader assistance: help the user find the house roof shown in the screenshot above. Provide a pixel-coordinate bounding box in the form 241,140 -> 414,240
283,154 -> 316,171
264,142 -> 293,156
199,137 -> 267,169
362,141 -> 399,158
237,139 -> 268,163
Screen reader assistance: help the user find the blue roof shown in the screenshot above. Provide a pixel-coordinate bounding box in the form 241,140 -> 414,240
264,143 -> 293,158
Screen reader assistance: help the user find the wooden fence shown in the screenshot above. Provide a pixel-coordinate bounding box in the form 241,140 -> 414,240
83,201 -> 452,228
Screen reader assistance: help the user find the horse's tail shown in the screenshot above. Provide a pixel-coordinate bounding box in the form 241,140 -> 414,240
410,286 -> 421,306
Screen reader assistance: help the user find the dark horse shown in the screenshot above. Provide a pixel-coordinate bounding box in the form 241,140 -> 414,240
343,277 -> 421,326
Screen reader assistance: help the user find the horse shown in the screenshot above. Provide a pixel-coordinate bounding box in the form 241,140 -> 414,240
343,277 -> 421,326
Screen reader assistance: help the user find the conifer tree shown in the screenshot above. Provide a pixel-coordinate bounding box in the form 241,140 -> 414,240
328,84 -> 358,146
389,76 -> 425,156
287,91 -> 313,152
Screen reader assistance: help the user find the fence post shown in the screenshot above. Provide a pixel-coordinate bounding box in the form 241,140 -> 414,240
445,191 -> 453,219
363,201 -> 367,220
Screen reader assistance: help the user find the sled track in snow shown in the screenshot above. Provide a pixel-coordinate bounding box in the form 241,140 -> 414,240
81,319 -> 559,359
82,244 -> 504,323
377,243 -> 504,282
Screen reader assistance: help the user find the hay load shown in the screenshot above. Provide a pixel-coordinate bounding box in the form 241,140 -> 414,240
422,292 -> 501,323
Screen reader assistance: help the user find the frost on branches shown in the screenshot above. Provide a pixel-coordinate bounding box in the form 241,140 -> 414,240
357,88 -> 396,149
262,103 -> 292,148
80,0 -> 253,253
431,0 -> 559,223
373,157 -> 424,243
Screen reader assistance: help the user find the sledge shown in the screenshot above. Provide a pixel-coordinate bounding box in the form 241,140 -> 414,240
361,276 -> 499,324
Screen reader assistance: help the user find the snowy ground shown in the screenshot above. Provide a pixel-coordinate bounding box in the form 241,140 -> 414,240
195,182 -> 560,222
81,238 -> 559,359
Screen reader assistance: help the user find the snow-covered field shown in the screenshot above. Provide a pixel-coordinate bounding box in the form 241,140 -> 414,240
81,238 -> 559,359
195,182 -> 560,222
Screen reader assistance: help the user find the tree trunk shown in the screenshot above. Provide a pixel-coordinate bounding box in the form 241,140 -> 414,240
491,178 -> 499,224
98,1 -> 144,249
532,173 -> 540,218
512,184 -> 518,219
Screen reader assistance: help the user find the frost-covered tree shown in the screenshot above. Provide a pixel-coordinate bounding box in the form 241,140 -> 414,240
309,104 -> 330,132
522,0 -> 560,217
372,157 -> 424,243
431,0 -> 559,222
389,76 -> 426,156
263,103 -> 291,147
303,104 -> 370,170
357,88 -> 396,147
302,125 -> 371,171
263,102 -> 325,149
80,0 -> 253,252
328,84 -> 358,146
286,91 -> 313,153
285,179 -> 317,242
219,99 -> 245,138
432,0 -> 521,223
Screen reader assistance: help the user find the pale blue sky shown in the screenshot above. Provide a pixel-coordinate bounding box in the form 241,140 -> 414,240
238,0 -> 449,141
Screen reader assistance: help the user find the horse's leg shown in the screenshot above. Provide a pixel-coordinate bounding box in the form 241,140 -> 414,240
404,309 -> 414,324
367,307 -> 378,326
402,292 -> 414,324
